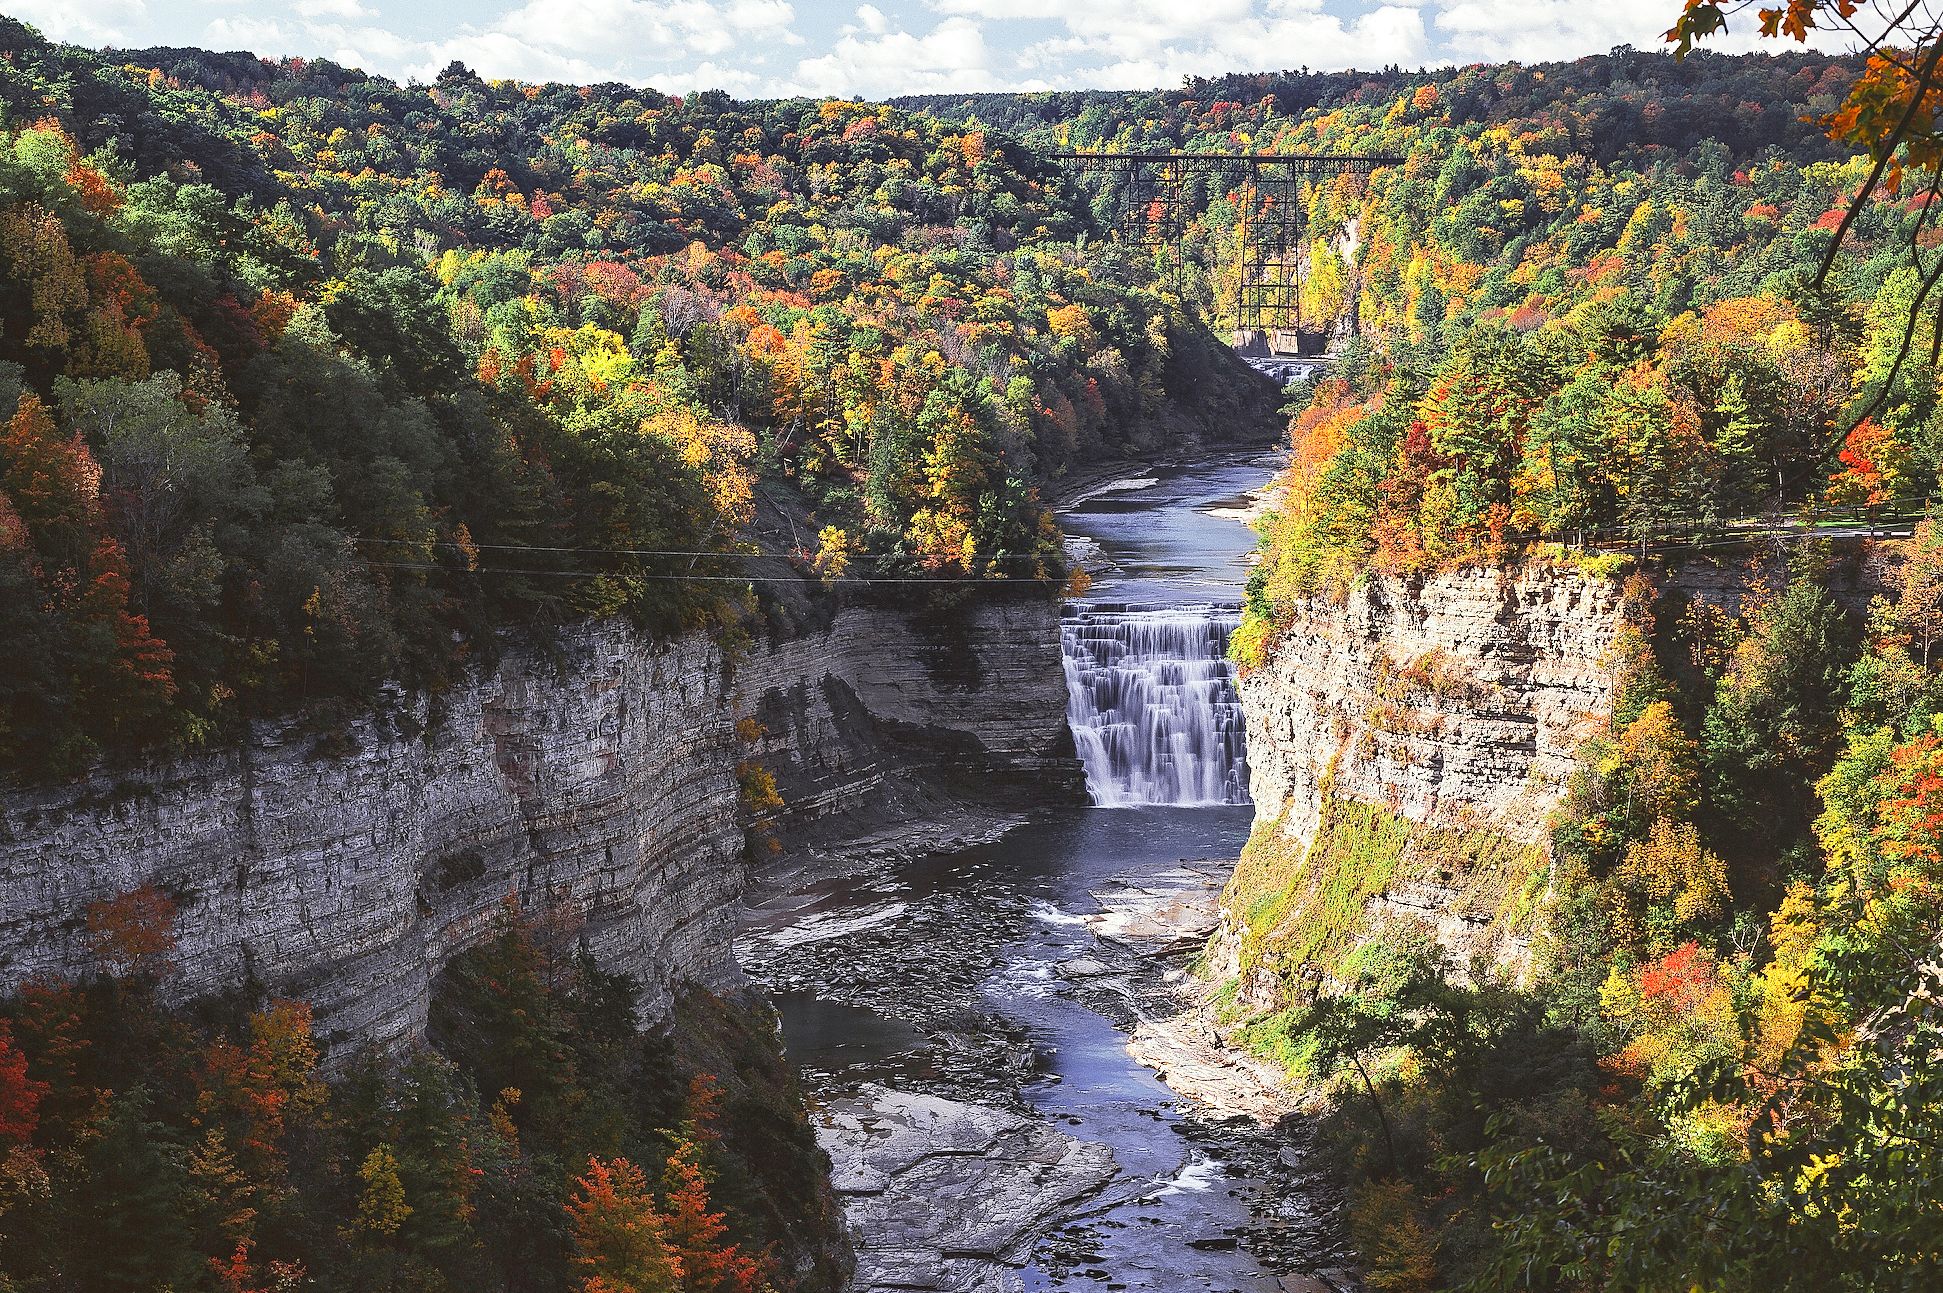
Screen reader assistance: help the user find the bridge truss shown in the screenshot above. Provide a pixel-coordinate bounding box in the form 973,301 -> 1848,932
1053,152 -> 1404,352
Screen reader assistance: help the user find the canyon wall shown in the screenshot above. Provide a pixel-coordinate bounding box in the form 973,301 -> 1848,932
1213,563 -> 1626,1001
0,594 -> 1079,1054
1245,563 -> 1624,849
740,594 -> 1083,869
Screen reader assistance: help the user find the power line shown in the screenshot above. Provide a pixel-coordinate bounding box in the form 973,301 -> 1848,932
357,560 -> 1062,585
348,536 -> 1056,562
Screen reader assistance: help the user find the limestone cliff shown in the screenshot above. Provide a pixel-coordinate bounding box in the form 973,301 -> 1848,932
740,593 -> 1084,872
1213,563 -> 1625,1004
0,595 -> 1079,1053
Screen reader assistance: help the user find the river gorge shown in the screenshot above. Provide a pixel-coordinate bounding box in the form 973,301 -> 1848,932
743,456 -> 1355,1291
0,445 -> 1633,1292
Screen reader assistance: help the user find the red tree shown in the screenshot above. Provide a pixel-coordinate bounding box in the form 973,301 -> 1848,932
566,1157 -> 681,1293
0,1020 -> 47,1147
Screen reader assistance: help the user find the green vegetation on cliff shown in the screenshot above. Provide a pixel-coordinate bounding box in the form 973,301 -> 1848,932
1221,538 -> 1943,1288
1221,798 -> 1542,1005
1177,26 -> 1943,1285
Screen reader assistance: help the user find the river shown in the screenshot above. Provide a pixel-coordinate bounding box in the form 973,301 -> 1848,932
744,455 -> 1349,1291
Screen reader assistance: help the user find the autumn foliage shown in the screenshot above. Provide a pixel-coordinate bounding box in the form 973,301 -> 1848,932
0,896 -> 828,1291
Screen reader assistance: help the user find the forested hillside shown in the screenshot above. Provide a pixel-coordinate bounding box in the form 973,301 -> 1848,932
905,50 -> 1865,331
914,51 -> 1936,638
0,20 -> 1278,1293
6,13 -> 1940,1290
0,892 -> 844,1292
0,16 -> 1266,777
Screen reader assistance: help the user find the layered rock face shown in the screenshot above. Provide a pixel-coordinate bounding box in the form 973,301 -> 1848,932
1244,564 -> 1623,850
1215,563 -> 1624,992
0,622 -> 746,1053
0,595 -> 1079,1053
738,595 -> 1084,869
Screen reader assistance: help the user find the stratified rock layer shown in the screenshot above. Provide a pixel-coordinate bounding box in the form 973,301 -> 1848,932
1244,564 -> 1623,849
1,623 -> 743,1052
1216,563 -> 1624,989
741,596 -> 1085,870
0,596 -> 1080,1054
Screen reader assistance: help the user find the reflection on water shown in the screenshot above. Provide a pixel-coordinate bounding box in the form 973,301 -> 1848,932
765,990 -> 923,1071
1062,455 -> 1281,605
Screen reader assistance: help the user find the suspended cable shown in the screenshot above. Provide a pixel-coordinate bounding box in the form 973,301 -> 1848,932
348,536 -> 1058,562
356,560 -> 1062,585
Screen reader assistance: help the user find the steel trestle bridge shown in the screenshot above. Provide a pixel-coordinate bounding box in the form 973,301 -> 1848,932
1052,151 -> 1406,354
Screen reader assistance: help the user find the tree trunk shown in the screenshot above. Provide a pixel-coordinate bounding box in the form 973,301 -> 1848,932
1351,1052 -> 1400,1175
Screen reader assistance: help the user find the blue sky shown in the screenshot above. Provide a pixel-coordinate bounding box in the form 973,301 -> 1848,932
5,0 -> 1852,99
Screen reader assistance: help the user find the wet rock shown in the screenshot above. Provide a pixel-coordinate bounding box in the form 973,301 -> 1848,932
1087,861 -> 1231,947
1278,1275 -> 1342,1292
1080,862 -> 1304,1124
820,1085 -> 1117,1292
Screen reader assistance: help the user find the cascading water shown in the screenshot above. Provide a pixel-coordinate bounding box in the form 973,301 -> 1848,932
1061,605 -> 1251,807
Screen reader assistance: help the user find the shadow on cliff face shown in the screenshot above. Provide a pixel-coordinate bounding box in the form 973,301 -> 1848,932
1144,309 -> 1289,454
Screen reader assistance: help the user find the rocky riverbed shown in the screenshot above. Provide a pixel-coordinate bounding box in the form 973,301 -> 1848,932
821,1088 -> 1119,1292
741,807 -> 1355,1292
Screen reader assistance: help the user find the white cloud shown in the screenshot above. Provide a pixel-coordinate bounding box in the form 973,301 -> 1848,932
195,0 -> 801,91
25,0 -> 1865,100
791,16 -> 1005,97
8,0 -> 148,46
294,0 -> 371,20
726,0 -> 796,32
1431,0 -> 1672,63
1430,0 -> 1854,63
479,0 -> 793,62
1008,0 -> 1429,90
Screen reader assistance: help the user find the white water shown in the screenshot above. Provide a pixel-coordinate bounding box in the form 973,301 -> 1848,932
1061,605 -> 1250,807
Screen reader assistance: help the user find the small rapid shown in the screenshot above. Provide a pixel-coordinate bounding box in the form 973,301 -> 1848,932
1061,604 -> 1250,807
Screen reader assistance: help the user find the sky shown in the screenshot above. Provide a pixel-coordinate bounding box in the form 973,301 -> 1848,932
3,0 -> 1856,100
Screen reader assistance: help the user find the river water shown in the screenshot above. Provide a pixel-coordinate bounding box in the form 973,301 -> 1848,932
748,455 -> 1343,1290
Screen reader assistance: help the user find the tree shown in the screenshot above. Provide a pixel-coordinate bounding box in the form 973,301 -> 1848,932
0,1022 -> 44,1148
1420,329 -> 1552,538
1608,818 -> 1731,950
1670,0 -> 1943,431
660,1144 -> 767,1293
1606,700 -> 1702,829
85,884 -> 179,981
1825,418 -> 1914,515
59,372 -> 263,631
73,1090 -> 200,1293
566,1157 -> 680,1293
1515,370 -> 1608,539
0,390 -> 177,764
352,1144 -> 411,1240
1894,515 -> 1943,665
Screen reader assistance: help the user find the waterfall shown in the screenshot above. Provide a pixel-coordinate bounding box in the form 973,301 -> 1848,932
1061,605 -> 1250,807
